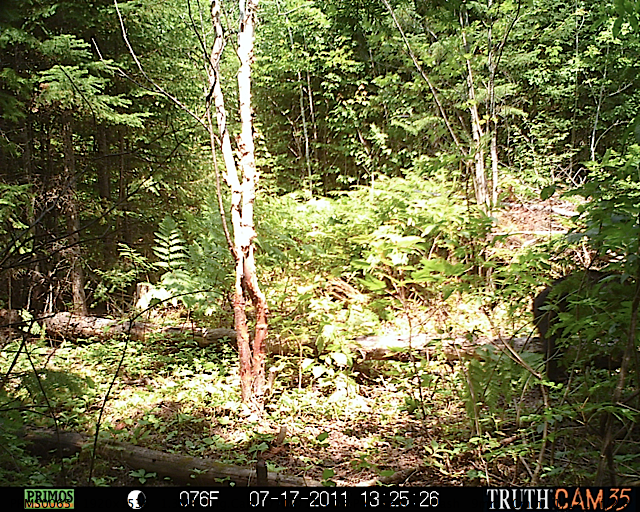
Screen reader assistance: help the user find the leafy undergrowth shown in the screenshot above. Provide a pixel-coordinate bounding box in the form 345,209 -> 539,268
3,318 -> 635,488
0,320 -> 527,487
4,299 -> 640,488
2,197 -> 640,487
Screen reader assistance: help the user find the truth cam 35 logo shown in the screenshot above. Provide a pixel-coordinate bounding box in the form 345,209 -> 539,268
486,488 -> 634,511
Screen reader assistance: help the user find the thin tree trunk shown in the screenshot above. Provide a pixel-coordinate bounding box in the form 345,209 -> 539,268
96,124 -> 115,263
299,68 -> 312,193
275,0 -> 313,195
209,0 -> 267,411
22,116 -> 34,180
306,69 -> 317,141
487,0 -> 498,209
45,117 -> 54,182
380,0 -> 464,155
18,116 -> 35,312
485,0 -> 523,208
117,131 -> 130,245
465,56 -> 488,210
40,120 -> 55,313
237,0 -> 267,409
590,46 -> 609,161
96,125 -> 111,200
490,129 -> 499,208
62,112 -> 87,316
461,10 -> 489,212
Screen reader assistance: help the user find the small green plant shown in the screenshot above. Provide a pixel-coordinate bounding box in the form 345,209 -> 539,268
145,215 -> 228,313
91,475 -> 117,486
316,432 -> 329,443
321,468 -> 336,487
153,216 -> 189,271
129,469 -> 157,484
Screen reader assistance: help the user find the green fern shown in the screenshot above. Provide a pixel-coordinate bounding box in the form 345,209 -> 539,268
147,215 -> 228,313
152,216 -> 188,271
462,346 -> 542,430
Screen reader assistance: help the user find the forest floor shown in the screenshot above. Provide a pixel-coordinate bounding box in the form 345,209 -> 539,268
92,201 -> 573,486
10,199 -> 619,488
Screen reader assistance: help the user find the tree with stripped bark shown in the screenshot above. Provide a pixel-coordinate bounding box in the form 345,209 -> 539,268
113,0 -> 267,411
206,0 -> 268,412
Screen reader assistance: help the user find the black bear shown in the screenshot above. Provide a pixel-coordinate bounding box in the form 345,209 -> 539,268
533,270 -> 633,382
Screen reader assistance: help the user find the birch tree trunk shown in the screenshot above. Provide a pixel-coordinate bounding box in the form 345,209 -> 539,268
208,0 -> 267,411
460,13 -> 489,213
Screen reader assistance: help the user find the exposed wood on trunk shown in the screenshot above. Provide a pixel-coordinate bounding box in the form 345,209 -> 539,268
23,430 -> 317,486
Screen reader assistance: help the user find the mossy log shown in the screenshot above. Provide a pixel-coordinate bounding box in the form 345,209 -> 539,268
23,430 -> 317,486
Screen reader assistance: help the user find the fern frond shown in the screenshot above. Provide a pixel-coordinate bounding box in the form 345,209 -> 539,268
153,216 -> 188,271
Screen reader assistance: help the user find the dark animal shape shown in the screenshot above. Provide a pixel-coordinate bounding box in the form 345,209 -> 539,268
533,270 -> 634,382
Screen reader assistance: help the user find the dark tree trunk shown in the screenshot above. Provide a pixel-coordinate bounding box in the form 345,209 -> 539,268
117,130 -> 131,245
62,112 -> 87,316
96,124 -> 111,200
96,124 -> 116,264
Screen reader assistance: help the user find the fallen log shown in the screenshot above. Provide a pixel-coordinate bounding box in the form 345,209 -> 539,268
350,333 -> 541,362
0,310 -> 236,346
23,430 -> 317,486
1,310 -> 540,362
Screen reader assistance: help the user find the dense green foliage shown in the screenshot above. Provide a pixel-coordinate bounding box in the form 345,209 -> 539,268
2,0 -> 639,309
1,0 -> 639,487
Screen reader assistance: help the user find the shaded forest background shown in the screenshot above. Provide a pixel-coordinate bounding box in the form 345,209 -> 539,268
1,0 -> 640,488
